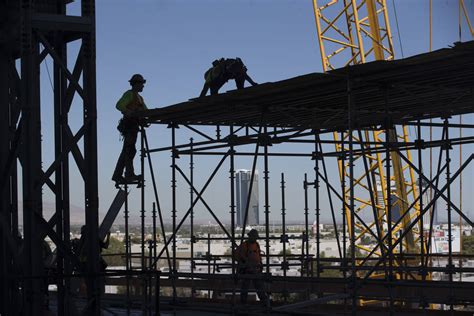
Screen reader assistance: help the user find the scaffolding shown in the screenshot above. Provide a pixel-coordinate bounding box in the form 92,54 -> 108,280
1,0 -> 474,314
122,40 -> 474,314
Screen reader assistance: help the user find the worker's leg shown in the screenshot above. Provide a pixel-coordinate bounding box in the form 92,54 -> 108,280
254,277 -> 268,303
199,83 -> 210,97
235,77 -> 245,89
112,137 -> 127,180
240,278 -> 250,304
123,128 -> 138,178
43,270 -> 50,311
210,84 -> 219,95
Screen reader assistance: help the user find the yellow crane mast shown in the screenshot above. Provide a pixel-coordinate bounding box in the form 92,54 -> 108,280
312,0 -> 423,282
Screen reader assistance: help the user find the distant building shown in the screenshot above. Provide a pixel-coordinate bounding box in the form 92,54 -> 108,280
311,220 -> 324,236
235,169 -> 259,226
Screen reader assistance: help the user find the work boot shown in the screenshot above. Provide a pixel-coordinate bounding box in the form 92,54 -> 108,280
112,175 -> 126,188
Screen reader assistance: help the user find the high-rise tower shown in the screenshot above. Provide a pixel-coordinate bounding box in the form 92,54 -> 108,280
235,170 -> 259,226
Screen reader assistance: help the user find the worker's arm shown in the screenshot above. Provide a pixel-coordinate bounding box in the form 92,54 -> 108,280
233,244 -> 243,262
244,73 -> 258,86
199,82 -> 210,98
116,90 -> 133,114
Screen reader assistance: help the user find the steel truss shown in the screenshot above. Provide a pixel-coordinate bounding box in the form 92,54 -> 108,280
0,1 -> 101,315
312,0 -> 395,72
137,79 -> 474,314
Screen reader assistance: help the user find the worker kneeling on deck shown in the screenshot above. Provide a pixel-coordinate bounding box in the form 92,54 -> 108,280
234,229 -> 269,305
112,74 -> 149,185
199,57 -> 258,97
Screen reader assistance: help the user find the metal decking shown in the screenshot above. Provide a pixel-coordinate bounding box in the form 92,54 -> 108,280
141,41 -> 474,129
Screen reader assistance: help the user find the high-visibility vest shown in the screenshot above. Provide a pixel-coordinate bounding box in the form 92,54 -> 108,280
235,241 -> 262,272
116,90 -> 148,113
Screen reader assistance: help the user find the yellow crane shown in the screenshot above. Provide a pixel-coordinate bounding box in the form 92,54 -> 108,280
312,0 -> 422,285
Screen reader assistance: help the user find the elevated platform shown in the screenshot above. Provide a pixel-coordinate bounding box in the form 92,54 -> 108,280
141,41 -> 474,131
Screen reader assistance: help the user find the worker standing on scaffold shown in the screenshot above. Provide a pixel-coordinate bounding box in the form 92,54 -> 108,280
234,229 -> 269,306
112,74 -> 148,186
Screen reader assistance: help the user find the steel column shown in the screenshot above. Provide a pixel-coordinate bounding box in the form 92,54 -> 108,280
20,2 -> 44,314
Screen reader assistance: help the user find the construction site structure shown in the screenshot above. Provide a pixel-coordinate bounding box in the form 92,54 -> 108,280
1,1 -> 473,315
137,40 -> 473,314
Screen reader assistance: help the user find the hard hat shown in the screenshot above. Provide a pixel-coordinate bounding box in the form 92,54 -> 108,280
129,73 -> 146,84
248,229 -> 259,238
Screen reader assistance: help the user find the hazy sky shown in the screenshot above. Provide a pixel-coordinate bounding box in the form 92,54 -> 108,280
37,1 -> 473,226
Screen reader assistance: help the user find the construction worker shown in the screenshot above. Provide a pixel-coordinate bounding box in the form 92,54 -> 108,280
112,74 -> 148,185
73,225 -> 111,271
234,229 -> 269,305
199,57 -> 258,97
73,226 -> 111,298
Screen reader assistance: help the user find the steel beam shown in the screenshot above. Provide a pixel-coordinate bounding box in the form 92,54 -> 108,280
0,1 -> 99,315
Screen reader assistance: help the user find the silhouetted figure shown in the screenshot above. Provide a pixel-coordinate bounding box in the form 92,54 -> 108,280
16,234 -> 55,314
112,73 -> 149,185
42,240 -> 54,315
234,229 -> 268,305
73,225 -> 111,272
199,58 -> 258,97
72,225 -> 111,302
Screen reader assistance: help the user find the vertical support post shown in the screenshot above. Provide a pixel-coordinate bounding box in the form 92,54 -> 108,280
170,124 -> 177,300
300,233 -> 305,278
189,137 -> 195,299
384,88 -> 394,315
147,240 -> 153,316
81,0 -> 100,314
124,183 -> 131,315
207,233 -> 211,299
347,76 -> 357,313
152,203 -> 157,264
444,118 -> 454,312
229,125 -> 236,304
141,128 -> 146,269
280,173 -> 287,302
263,127 -> 270,275
314,134 -> 321,279
417,120 -> 426,284
140,127 -> 147,314
303,174 -> 309,278
20,1 -> 44,314
340,128 -> 348,312
151,203 -> 158,314
340,130 -> 347,284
